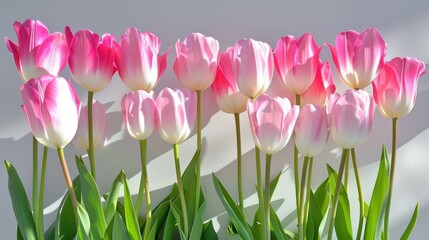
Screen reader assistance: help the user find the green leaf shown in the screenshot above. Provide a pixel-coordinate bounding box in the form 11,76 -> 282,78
212,174 -> 254,240
104,171 -> 124,226
400,204 -> 419,240
112,213 -> 129,240
4,161 -> 37,240
146,220 -> 158,240
306,191 -> 324,240
364,146 -> 389,240
314,177 -> 331,216
189,201 -> 207,240
269,172 -> 283,196
170,197 -> 186,238
226,232 -> 243,240
76,156 -> 106,238
17,226 -> 24,240
55,177 -> 81,240
364,201 -> 369,218
162,208 -> 176,240
44,222 -> 55,240
123,174 -> 142,240
201,220 -> 218,240
334,182 -> 352,240
270,205 -> 288,240
148,197 -> 170,238
77,203 -> 91,240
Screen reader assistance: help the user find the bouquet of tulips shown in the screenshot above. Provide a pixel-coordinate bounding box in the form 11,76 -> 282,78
4,19 -> 425,240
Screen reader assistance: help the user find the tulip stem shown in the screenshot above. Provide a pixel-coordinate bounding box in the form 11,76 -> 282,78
351,148 -> 364,240
136,140 -> 151,240
303,157 -> 314,231
32,137 -> 41,239
328,148 -> 350,240
234,113 -> 244,212
173,144 -> 189,238
344,154 -> 349,192
37,147 -> 48,240
384,118 -> 398,240
298,157 -> 309,240
195,90 -> 202,216
264,154 -> 272,240
87,91 -> 96,180
255,147 -> 266,240
294,94 -> 301,236
57,148 -> 78,224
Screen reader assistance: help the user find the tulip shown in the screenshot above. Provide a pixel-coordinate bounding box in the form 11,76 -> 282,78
372,57 -> 426,119
301,62 -> 336,107
121,90 -> 157,140
329,89 -> 375,149
21,74 -> 81,149
72,100 -> 107,151
173,33 -> 219,91
274,33 -> 321,95
247,94 -> 299,155
66,27 -> 118,92
232,38 -> 274,99
116,28 -> 168,91
294,104 -> 329,157
211,48 -> 248,114
328,28 -> 386,89
155,88 -> 196,145
5,19 -> 68,82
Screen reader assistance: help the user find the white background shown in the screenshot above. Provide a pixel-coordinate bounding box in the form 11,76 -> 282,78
1,1 -> 429,239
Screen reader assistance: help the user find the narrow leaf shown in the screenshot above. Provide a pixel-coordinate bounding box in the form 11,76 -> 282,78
202,220 -> 219,240
189,201 -> 207,240
123,174 -> 142,240
400,204 -> 419,240
146,220 -> 158,240
112,213 -> 129,240
162,209 -> 176,240
104,171 -> 124,225
77,203 -> 91,240
270,205 -> 288,240
334,183 -> 353,240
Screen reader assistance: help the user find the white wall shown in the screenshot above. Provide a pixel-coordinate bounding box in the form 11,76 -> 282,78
1,0 -> 429,239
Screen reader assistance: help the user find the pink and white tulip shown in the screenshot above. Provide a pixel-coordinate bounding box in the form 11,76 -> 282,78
173,33 -> 219,91
294,104 -> 329,157
5,19 -> 68,82
247,94 -> 299,154
274,33 -> 321,95
116,28 -> 168,91
301,62 -> 336,107
372,57 -> 426,119
155,88 -> 196,145
329,90 -> 375,149
211,48 -> 247,114
72,100 -> 107,151
121,90 -> 157,140
232,38 -> 274,99
21,74 -> 81,149
328,28 -> 386,89
66,27 -> 118,92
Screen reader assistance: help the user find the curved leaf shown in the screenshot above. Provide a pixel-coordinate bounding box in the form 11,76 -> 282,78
400,204 -> 419,240
104,171 -> 124,225
123,175 -> 142,240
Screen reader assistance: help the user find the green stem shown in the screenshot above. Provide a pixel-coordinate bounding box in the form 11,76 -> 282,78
344,154 -> 349,192
32,137 -> 40,239
37,147 -> 48,240
384,118 -> 398,240
255,147 -> 266,240
173,144 -> 189,238
327,148 -> 350,240
303,157 -> 314,237
57,148 -> 78,224
264,154 -> 272,240
351,148 -> 364,240
195,90 -> 202,217
294,94 -> 301,237
298,157 -> 309,240
234,113 -> 244,212
87,91 -> 96,180
137,140 -> 151,240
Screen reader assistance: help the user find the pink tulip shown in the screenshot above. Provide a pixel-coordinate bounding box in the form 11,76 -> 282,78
247,94 -> 299,154
232,38 -> 274,98
211,48 -> 248,114
301,62 -> 336,107
121,90 -> 157,140
274,33 -> 321,95
372,57 -> 426,119
116,28 -> 168,91
155,88 -> 196,145
66,27 -> 118,92
21,74 -> 81,149
5,19 -> 68,82
72,100 -> 107,150
173,33 -> 219,91
294,104 -> 329,157
328,28 -> 386,89
329,90 -> 375,149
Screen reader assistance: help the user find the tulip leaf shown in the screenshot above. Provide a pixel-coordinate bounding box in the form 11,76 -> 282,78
306,191 -> 324,240
112,213 -> 129,240
334,182 -> 352,240
201,220 -> 219,240
146,220 -> 158,240
123,174 -> 142,240
104,170 -> 124,225
189,200 -> 207,240
77,203 -> 91,240
400,203 -> 419,240
44,222 -> 55,240
212,173 -> 254,240
170,196 -> 187,238
162,208 -> 176,240
17,226 -> 24,240
76,156 -> 106,238
147,196 -> 170,238
270,205 -> 289,240
364,146 -> 389,240
269,172 -> 283,196
4,161 -> 37,240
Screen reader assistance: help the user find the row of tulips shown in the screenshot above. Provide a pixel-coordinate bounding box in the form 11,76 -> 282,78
4,18 -> 426,240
